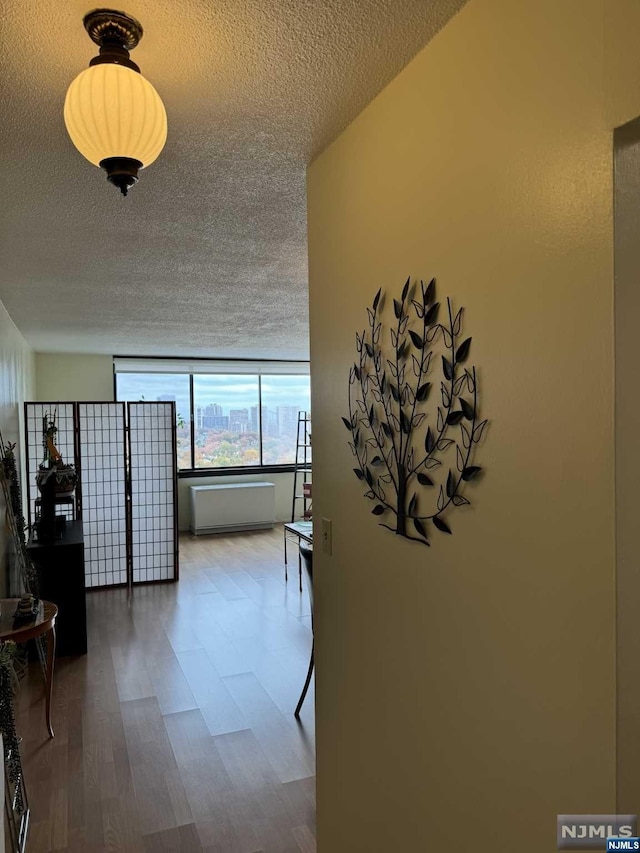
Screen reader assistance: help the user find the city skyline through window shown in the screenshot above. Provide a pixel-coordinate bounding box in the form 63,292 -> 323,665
115,369 -> 310,470
193,375 -> 260,468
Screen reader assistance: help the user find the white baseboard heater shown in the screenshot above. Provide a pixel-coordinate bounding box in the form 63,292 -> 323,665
190,482 -> 276,535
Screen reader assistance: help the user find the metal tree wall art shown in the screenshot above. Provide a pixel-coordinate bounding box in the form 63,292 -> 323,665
343,277 -> 487,546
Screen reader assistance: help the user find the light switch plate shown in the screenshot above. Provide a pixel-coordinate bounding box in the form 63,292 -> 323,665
321,517 -> 332,556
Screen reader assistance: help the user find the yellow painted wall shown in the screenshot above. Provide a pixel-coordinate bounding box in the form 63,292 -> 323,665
0,299 -> 34,593
308,1 -> 640,849
35,352 -> 114,402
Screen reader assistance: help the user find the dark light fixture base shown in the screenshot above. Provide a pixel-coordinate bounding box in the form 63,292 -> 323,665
83,9 -> 143,50
85,9 -> 143,72
99,157 -> 142,196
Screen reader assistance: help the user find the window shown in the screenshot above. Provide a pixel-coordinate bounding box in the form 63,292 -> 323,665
193,374 -> 260,468
115,372 -> 192,470
261,375 -> 311,464
114,360 -> 310,473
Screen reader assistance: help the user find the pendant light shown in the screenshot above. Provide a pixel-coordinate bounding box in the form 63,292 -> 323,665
64,9 -> 167,196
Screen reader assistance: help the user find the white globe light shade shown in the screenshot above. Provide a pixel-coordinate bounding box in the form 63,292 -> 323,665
63,63 -> 167,168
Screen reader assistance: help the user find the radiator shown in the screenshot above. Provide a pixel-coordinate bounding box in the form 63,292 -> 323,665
189,482 -> 276,535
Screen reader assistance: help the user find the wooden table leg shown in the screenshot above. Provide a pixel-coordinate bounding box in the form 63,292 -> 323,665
45,625 -> 56,738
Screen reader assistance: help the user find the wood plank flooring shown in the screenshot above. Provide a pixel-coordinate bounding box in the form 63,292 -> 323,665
15,527 -> 316,853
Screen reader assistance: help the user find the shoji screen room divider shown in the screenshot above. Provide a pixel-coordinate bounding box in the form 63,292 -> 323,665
25,401 -> 178,589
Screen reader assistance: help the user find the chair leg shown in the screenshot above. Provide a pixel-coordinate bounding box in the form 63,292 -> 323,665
294,642 -> 314,718
284,529 -> 288,582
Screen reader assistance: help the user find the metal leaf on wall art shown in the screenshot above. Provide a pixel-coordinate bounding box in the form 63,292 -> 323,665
343,276 -> 487,547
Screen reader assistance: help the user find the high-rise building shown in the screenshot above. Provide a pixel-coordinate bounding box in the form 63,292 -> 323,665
250,405 -> 260,433
157,394 -> 175,401
229,409 -> 249,432
209,415 -> 228,430
277,405 -> 298,437
261,406 -> 277,437
202,403 -> 225,428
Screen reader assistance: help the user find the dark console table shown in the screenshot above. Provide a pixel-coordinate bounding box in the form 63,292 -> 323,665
26,521 -> 87,656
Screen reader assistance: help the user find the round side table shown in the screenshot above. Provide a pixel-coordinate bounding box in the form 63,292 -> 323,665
0,600 -> 58,738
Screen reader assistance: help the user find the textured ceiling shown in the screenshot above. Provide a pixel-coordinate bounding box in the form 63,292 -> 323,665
0,0 -> 465,359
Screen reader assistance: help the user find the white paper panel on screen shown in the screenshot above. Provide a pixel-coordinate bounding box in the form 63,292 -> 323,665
78,403 -> 127,588
128,402 -> 177,583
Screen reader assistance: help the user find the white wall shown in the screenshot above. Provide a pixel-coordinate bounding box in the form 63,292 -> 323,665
0,299 -> 35,593
0,301 -> 34,445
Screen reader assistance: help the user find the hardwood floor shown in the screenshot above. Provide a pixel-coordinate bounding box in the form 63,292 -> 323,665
16,527 -> 316,853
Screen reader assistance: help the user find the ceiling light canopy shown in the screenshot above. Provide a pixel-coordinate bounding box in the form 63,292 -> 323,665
64,9 -> 167,196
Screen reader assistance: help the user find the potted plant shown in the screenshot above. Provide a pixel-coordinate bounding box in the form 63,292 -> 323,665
35,411 -> 78,497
